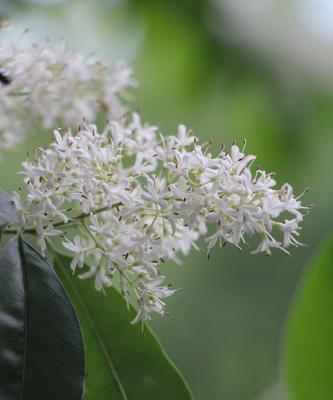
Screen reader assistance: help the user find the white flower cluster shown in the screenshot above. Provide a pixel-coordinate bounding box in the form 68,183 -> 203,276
0,35 -> 136,155
12,115 -> 309,324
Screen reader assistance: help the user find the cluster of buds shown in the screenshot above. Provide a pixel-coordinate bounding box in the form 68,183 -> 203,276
0,30 -> 136,155
12,114 -> 310,324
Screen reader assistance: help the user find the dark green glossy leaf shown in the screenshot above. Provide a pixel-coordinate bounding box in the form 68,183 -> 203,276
54,253 -> 193,400
0,189 -> 17,236
283,237 -> 333,400
0,237 -> 85,400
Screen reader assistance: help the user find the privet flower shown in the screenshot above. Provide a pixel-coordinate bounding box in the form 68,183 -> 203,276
0,33 -> 136,156
12,115 -> 310,324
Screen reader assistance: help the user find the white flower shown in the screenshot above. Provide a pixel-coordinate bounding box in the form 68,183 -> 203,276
36,223 -> 63,256
277,219 -> 304,248
12,112 -> 309,323
131,277 -> 178,324
63,236 -> 89,272
0,33 -> 136,158
252,235 -> 285,256
11,191 -> 26,224
0,25 -> 310,325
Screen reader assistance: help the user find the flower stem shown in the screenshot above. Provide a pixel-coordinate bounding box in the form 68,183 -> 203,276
3,202 -> 123,235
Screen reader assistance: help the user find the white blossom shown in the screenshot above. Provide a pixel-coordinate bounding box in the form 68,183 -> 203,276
0,31 -> 136,158
11,115 -> 310,324
63,236 -> 90,272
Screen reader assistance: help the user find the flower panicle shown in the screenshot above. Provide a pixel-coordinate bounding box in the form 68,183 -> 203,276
12,116 -> 310,323
0,35 -> 136,156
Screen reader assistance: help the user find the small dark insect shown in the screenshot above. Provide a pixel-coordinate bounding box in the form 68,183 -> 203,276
0,71 -> 11,85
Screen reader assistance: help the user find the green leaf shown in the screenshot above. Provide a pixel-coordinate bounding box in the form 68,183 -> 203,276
283,236 -> 333,400
0,237 -> 85,400
0,189 -> 17,236
54,253 -> 193,400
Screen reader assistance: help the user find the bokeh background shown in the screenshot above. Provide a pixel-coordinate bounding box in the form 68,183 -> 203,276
0,1 -> 332,399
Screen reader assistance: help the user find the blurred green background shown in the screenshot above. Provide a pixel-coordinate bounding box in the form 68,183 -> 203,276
0,1 -> 332,399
